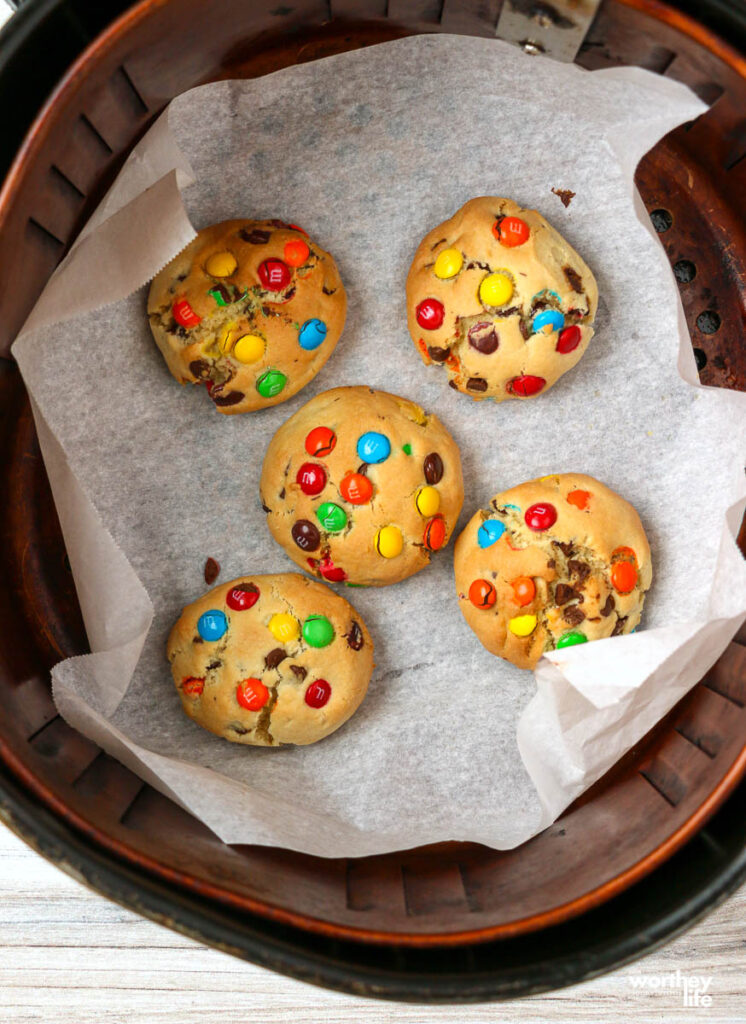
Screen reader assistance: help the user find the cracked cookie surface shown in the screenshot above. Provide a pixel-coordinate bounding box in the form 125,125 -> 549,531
260,386 -> 464,587
148,219 -> 346,413
406,197 -> 598,401
454,474 -> 652,669
167,573 -> 373,746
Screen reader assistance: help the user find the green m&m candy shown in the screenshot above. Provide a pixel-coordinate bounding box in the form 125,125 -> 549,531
556,631 -> 588,649
316,502 -> 347,533
256,369 -> 287,398
303,615 -> 334,648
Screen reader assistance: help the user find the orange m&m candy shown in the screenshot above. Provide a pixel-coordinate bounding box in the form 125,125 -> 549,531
340,472 -> 373,505
512,577 -> 536,606
611,560 -> 638,594
236,677 -> 269,712
469,579 -> 497,609
284,239 -> 310,267
493,216 -> 530,247
305,426 -> 336,457
567,489 -> 591,510
181,677 -> 204,697
423,515 -> 446,551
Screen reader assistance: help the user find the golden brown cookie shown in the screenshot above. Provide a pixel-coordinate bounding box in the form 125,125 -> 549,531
148,219 -> 346,413
406,197 -> 598,401
167,573 -> 373,746
260,386 -> 464,587
454,474 -> 652,669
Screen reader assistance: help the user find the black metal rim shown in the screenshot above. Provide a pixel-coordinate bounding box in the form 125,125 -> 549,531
1,755 -> 745,1003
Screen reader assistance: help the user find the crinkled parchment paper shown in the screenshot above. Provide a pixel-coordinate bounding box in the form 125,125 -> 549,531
13,36 -> 746,856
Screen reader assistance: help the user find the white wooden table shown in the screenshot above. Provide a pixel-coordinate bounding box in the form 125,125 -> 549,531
0,823 -> 743,1023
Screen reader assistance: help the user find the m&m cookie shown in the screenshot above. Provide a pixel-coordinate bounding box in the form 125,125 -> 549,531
260,386 -> 464,587
167,573 -> 373,745
453,474 -> 651,669
406,197 -> 598,402
147,219 -> 346,413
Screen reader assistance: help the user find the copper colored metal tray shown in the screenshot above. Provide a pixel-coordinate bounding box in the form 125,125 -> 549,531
0,0 -> 744,998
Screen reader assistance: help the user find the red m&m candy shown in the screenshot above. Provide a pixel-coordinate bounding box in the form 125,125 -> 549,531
493,216 -> 530,247
525,503 -> 557,531
305,426 -> 336,457
258,258 -> 292,291
416,298 -> 445,330
557,325 -> 582,354
423,515 -> 446,551
340,472 -> 373,505
172,297 -> 202,328
305,679 -> 331,708
226,582 -> 260,611
236,677 -> 269,711
296,462 -> 327,495
181,676 -> 204,697
319,557 -> 347,583
469,578 -> 496,609
508,375 -> 546,397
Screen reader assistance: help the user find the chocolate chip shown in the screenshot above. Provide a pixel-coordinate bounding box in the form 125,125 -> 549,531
555,583 -> 576,605
357,463 -> 369,476
552,187 -> 576,208
189,359 -> 212,380
265,648 -> 288,669
601,594 -> 615,617
262,503 -> 272,513
292,519 -> 320,551
466,259 -> 491,271
448,380 -> 459,390
206,660 -> 222,671
204,557 -> 220,585
268,219 -> 291,229
467,377 -> 488,392
567,559 -> 590,581
498,305 -> 521,318
322,285 -> 337,295
233,582 -> 259,597
279,487 -> 285,499
290,664 -> 307,680
424,452 -> 444,484
612,616 -> 627,636
519,320 -> 531,341
240,228 -> 271,244
229,723 -> 249,735
193,636 -> 204,644
427,345 -> 451,362
554,541 -> 575,557
175,326 -> 188,339
547,558 -> 556,569
564,605 -> 586,626
468,322 -> 499,354
345,621 -> 364,651
563,265 -> 583,293
212,389 -> 245,407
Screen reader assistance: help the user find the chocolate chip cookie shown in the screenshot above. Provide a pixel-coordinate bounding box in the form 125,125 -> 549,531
148,219 -> 346,413
260,386 -> 464,587
454,474 -> 651,669
168,573 -> 373,745
406,197 -> 598,401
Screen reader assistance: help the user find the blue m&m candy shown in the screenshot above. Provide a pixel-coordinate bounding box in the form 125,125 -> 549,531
356,431 -> 391,464
532,309 -> 565,334
197,609 -> 228,641
478,520 -> 506,548
298,318 -> 327,351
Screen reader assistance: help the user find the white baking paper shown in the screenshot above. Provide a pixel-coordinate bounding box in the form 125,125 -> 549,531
12,36 -> 746,856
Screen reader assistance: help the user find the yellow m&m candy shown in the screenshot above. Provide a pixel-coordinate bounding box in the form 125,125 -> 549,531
233,334 -> 265,364
479,272 -> 513,307
205,251 -> 238,278
509,614 -> 537,637
415,486 -> 440,517
268,613 -> 300,643
375,525 -> 403,558
434,248 -> 463,279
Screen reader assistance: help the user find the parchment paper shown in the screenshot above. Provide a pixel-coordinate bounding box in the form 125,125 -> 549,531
13,36 -> 746,856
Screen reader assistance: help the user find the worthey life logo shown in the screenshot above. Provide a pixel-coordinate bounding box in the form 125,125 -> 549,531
628,969 -> 714,1007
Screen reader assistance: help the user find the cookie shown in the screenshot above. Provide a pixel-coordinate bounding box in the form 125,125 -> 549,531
454,474 -> 651,669
406,197 -> 598,401
148,219 -> 346,413
167,573 -> 373,746
260,386 -> 464,586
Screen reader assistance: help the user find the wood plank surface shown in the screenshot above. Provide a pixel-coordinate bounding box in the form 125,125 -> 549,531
0,823 -> 743,1023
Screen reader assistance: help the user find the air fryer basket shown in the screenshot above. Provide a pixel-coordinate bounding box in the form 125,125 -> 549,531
0,0 -> 745,1001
